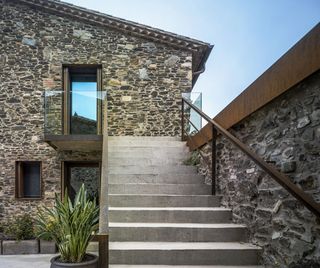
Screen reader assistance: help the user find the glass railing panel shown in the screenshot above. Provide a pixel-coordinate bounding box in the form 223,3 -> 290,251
44,90 -> 106,135
44,91 -> 63,135
182,92 -> 202,136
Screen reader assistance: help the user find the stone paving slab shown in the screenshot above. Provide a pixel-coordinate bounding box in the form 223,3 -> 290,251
0,254 -> 55,268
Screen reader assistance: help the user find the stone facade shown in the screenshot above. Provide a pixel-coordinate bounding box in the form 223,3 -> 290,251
198,70 -> 320,267
0,1 -> 192,221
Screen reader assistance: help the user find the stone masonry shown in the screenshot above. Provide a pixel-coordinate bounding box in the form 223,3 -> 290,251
198,70 -> 320,267
0,0 -> 192,221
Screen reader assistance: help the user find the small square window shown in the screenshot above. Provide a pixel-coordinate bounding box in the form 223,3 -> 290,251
16,161 -> 42,199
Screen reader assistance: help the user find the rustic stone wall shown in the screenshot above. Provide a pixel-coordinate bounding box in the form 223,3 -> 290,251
198,70 -> 320,267
0,0 -> 191,220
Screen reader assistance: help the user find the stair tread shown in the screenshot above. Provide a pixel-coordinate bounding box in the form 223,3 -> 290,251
108,165 -> 192,167
109,242 -> 261,250
109,264 -> 264,268
108,146 -> 186,148
109,207 -> 230,211
109,183 -> 209,186
108,136 -> 180,140
109,194 -> 217,196
109,223 -> 246,228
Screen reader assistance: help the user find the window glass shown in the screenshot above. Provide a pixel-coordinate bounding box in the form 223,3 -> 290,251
70,70 -> 98,134
16,161 -> 41,198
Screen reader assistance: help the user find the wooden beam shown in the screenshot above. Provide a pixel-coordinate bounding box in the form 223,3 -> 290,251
190,23 -> 320,150
44,135 -> 103,151
44,134 -> 102,141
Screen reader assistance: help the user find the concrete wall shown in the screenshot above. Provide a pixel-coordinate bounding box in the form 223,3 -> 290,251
0,0 -> 191,220
198,70 -> 320,267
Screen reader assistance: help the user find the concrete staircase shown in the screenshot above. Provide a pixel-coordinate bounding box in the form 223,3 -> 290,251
107,136 -> 262,267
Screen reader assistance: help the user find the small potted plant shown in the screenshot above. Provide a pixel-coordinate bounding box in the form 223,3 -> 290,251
35,184 -> 99,268
2,214 -> 39,254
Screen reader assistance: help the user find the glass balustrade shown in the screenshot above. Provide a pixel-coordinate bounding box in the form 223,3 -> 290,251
182,92 -> 202,136
44,90 -> 106,135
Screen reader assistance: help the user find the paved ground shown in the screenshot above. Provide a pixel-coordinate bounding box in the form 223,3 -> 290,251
0,254 -> 55,268
0,255 -> 265,268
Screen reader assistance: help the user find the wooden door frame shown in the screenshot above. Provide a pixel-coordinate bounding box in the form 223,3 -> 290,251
61,161 -> 101,199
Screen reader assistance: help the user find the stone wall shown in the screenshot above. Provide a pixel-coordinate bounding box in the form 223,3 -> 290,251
198,70 -> 320,267
69,166 -> 100,201
0,0 -> 191,220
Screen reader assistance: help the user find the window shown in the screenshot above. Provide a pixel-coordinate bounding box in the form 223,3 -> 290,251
16,161 -> 42,199
63,65 -> 102,135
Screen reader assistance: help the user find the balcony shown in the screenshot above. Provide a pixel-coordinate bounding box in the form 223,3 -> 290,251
44,90 -> 106,151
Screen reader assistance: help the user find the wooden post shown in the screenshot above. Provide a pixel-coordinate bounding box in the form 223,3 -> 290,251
98,234 -> 108,268
98,94 -> 109,267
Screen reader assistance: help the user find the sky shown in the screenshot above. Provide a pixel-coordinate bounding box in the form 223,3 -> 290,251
65,0 -> 320,118
71,82 -> 97,120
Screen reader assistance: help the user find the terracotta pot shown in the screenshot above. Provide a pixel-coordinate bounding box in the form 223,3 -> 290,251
50,253 -> 98,268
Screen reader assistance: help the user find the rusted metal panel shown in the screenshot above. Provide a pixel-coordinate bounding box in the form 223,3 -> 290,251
190,23 -> 320,150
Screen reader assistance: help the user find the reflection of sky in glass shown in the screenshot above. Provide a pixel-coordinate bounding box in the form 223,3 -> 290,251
72,82 -> 97,120
190,94 -> 202,132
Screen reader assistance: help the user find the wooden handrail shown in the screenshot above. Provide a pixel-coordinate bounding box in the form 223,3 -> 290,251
182,97 -> 320,218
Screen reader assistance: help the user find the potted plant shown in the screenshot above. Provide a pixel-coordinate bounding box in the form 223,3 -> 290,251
35,184 -> 99,268
2,214 -> 39,254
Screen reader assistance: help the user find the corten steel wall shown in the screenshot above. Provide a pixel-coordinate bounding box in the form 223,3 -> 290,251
198,70 -> 320,267
0,1 -> 192,220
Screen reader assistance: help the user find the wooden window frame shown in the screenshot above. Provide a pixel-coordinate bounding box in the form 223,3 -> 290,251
62,64 -> 103,135
61,161 -> 101,200
15,161 -> 42,200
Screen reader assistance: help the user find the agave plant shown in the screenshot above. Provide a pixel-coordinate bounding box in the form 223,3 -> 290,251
35,184 -> 99,263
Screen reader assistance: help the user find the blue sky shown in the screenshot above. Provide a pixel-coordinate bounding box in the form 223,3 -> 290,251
65,0 -> 319,117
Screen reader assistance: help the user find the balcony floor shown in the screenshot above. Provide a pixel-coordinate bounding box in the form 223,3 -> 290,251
44,135 -> 103,151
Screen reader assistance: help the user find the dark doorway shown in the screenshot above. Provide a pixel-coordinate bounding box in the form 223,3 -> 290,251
62,161 -> 100,203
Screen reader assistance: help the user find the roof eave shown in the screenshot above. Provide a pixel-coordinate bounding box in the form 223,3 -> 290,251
192,44 -> 214,88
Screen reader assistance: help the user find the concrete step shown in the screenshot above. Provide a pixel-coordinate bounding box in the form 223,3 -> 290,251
108,165 -> 197,175
108,136 -> 180,142
109,264 -> 264,268
109,242 -> 261,265
108,137 -> 185,147
109,184 -> 211,195
109,194 -> 221,207
109,207 -> 232,223
109,174 -> 204,184
108,157 -> 187,166
109,141 -> 186,147
108,146 -> 189,154
109,223 -> 247,242
109,151 -> 189,159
